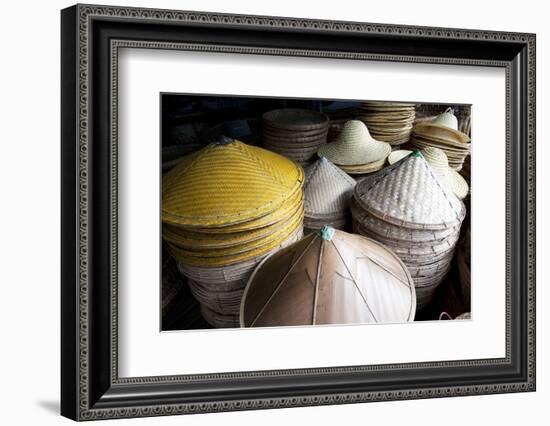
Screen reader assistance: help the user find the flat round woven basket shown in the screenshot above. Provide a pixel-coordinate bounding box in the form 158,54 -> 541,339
261,109 -> 329,164
262,108 -> 329,131
355,101 -> 416,146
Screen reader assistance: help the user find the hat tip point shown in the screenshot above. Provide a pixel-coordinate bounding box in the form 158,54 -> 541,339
318,225 -> 335,241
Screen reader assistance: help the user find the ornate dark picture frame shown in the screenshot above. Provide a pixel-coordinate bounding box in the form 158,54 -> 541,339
61,4 -> 536,421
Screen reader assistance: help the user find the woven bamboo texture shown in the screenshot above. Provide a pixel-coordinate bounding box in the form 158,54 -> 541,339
317,120 -> 391,167
354,152 -> 466,230
303,157 -> 356,230
162,140 -> 304,228
409,110 -> 471,171
351,153 -> 465,311
388,148 -> 469,199
355,101 -> 416,146
262,109 -> 329,164
240,228 -> 416,327
176,228 -> 303,328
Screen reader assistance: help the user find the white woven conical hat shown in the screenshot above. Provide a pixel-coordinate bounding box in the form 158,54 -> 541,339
388,148 -> 469,199
317,120 -> 391,166
354,151 -> 466,230
304,157 -> 356,217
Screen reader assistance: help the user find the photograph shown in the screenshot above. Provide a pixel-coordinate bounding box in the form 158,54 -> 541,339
57,3 -> 536,420
160,95 -> 472,330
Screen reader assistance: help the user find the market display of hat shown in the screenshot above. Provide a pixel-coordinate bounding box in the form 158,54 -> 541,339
351,151 -> 466,311
303,157 -> 356,232
411,108 -> 471,171
162,138 -> 305,327
388,147 -> 469,199
355,101 -> 416,146
240,226 -> 416,327
262,108 -> 329,167
317,120 -> 391,174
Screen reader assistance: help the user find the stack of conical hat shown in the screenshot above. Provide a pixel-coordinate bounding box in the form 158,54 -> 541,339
351,151 -> 466,312
262,109 -> 329,167
317,120 -> 391,174
303,157 -> 356,232
355,101 -> 416,146
162,138 -> 305,327
240,226 -> 416,327
411,108 -> 471,171
388,147 -> 469,199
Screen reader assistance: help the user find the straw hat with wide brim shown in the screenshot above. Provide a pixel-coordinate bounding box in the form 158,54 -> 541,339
414,108 -> 471,144
317,120 -> 391,166
337,156 -> 387,174
388,148 -> 469,199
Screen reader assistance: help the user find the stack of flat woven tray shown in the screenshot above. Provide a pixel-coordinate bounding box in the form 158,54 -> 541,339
351,151 -> 466,312
410,109 -> 471,171
262,109 -> 329,167
162,138 -> 305,327
355,101 -> 416,146
303,157 -> 356,232
317,120 -> 391,175
240,226 -> 416,327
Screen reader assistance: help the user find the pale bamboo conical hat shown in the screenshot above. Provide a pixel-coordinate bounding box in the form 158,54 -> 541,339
304,157 -> 356,217
388,148 -> 469,199
240,226 -> 416,327
354,151 -> 466,230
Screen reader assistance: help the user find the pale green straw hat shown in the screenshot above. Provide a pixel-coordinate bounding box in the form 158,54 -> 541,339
317,120 -> 391,166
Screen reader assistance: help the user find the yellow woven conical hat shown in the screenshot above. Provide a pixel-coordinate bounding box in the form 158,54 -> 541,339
162,140 -> 304,227
163,199 -> 304,250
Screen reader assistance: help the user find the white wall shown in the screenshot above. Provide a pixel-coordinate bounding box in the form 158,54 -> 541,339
0,0 -> 546,424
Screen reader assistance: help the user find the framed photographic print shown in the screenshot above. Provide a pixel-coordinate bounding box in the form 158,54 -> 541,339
61,3 -> 536,421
